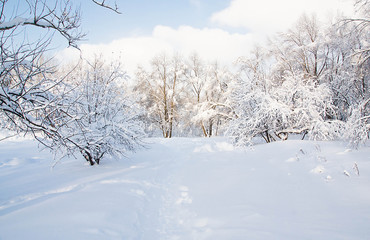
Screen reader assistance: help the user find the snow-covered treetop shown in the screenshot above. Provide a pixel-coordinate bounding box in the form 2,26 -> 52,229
0,0 -> 121,48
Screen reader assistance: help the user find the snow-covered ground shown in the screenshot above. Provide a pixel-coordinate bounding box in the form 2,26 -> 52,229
0,137 -> 369,240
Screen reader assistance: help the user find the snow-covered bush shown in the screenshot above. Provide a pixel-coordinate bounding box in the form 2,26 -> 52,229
342,99 -> 370,147
55,59 -> 145,165
228,57 -> 339,146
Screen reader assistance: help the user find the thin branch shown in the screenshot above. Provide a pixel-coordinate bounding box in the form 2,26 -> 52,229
91,0 -> 121,14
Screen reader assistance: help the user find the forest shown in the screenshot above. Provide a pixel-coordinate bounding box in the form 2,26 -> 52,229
0,0 -> 369,165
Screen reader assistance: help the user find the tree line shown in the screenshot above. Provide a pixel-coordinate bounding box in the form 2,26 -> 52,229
133,7 -> 369,147
0,0 -> 368,165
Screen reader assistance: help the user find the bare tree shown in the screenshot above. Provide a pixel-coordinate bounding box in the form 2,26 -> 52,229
135,53 -> 186,138
269,14 -> 329,82
340,0 -> 370,65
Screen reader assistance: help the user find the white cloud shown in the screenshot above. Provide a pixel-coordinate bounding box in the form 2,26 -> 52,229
211,0 -> 355,35
55,0 -> 356,75
56,25 -> 259,75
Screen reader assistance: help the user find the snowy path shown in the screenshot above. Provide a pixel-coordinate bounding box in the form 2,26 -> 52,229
0,137 -> 370,239
151,138 -> 370,240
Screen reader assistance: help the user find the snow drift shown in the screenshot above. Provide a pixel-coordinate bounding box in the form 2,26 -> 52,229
0,137 -> 369,239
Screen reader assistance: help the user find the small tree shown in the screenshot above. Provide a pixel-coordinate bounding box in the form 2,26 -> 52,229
57,58 -> 145,165
135,53 -> 186,138
190,62 -> 233,137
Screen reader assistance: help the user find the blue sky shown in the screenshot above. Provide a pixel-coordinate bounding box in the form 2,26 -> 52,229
6,0 -> 356,47
80,0 -> 230,44
49,0 -> 357,73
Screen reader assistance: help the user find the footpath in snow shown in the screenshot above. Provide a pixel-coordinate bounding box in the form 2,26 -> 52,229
0,137 -> 369,239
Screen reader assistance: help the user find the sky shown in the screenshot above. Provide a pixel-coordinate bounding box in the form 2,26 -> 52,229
54,0 -> 356,74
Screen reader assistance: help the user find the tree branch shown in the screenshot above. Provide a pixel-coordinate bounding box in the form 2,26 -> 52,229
92,0 -> 121,14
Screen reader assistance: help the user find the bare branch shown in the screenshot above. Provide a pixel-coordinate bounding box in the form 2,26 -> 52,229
92,0 -> 121,14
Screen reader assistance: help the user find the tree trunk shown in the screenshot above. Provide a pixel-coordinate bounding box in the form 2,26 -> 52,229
201,122 -> 208,137
261,130 -> 275,143
82,150 -> 94,166
208,121 -> 213,137
168,121 -> 173,138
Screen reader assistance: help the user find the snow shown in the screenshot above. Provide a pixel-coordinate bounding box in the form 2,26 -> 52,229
0,17 -> 53,30
0,137 -> 370,239
0,17 -> 29,29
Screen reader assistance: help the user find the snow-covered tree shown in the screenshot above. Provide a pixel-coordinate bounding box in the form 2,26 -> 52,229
0,0 -> 80,142
344,0 -> 369,144
343,0 -> 369,62
56,58 -> 145,165
134,53 -> 186,138
325,0 -> 370,145
343,98 -> 370,146
0,41 -> 63,142
276,74 -> 340,141
325,15 -> 369,117
190,62 -> 233,137
269,14 -> 329,81
228,47 -> 338,146
0,0 -> 121,147
134,53 -> 233,137
227,48 -> 278,145
183,54 -> 210,136
228,3 -> 369,146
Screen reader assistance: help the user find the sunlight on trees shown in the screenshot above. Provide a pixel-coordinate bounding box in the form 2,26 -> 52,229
0,0 -> 368,165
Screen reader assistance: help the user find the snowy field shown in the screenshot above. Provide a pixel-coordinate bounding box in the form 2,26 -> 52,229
0,137 -> 370,240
